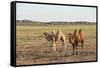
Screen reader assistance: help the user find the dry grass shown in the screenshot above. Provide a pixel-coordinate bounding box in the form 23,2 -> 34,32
16,24 -> 96,65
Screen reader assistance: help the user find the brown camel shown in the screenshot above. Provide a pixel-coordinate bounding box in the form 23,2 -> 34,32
68,29 -> 85,55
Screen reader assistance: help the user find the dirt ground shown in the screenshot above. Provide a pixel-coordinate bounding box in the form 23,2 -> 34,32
16,38 -> 96,65
16,24 -> 97,65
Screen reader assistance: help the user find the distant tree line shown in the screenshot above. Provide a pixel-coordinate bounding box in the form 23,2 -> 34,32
17,20 -> 33,23
16,20 -> 96,25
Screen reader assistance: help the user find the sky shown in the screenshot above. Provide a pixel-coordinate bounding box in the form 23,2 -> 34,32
16,3 -> 96,22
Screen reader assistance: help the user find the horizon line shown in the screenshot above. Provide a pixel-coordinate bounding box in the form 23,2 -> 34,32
16,19 -> 96,23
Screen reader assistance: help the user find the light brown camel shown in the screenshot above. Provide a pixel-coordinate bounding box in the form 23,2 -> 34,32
43,30 -> 66,52
56,30 -> 66,51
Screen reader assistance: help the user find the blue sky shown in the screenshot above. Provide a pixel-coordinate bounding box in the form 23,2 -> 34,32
16,3 -> 96,22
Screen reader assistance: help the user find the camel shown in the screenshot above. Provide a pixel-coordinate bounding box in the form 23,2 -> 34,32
43,30 -> 66,52
56,30 -> 66,51
68,29 -> 85,55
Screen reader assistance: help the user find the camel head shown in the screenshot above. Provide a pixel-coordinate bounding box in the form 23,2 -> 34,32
43,32 -> 48,36
43,32 -> 52,41
68,33 -> 75,44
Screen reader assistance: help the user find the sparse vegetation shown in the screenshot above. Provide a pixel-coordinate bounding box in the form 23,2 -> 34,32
16,21 -> 96,65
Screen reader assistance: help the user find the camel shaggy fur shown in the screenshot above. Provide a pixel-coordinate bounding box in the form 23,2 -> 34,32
43,30 -> 66,52
68,29 -> 85,55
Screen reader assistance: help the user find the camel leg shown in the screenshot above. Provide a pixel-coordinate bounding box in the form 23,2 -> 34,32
53,42 -> 56,52
81,40 -> 84,53
81,40 -> 84,49
72,44 -> 75,55
64,42 -> 66,52
62,41 -> 66,51
75,42 -> 78,55
64,44 -> 66,52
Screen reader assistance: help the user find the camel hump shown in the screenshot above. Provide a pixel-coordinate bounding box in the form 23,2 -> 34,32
78,29 -> 81,33
52,30 -> 56,34
78,29 -> 85,39
79,29 -> 84,35
73,29 -> 78,36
